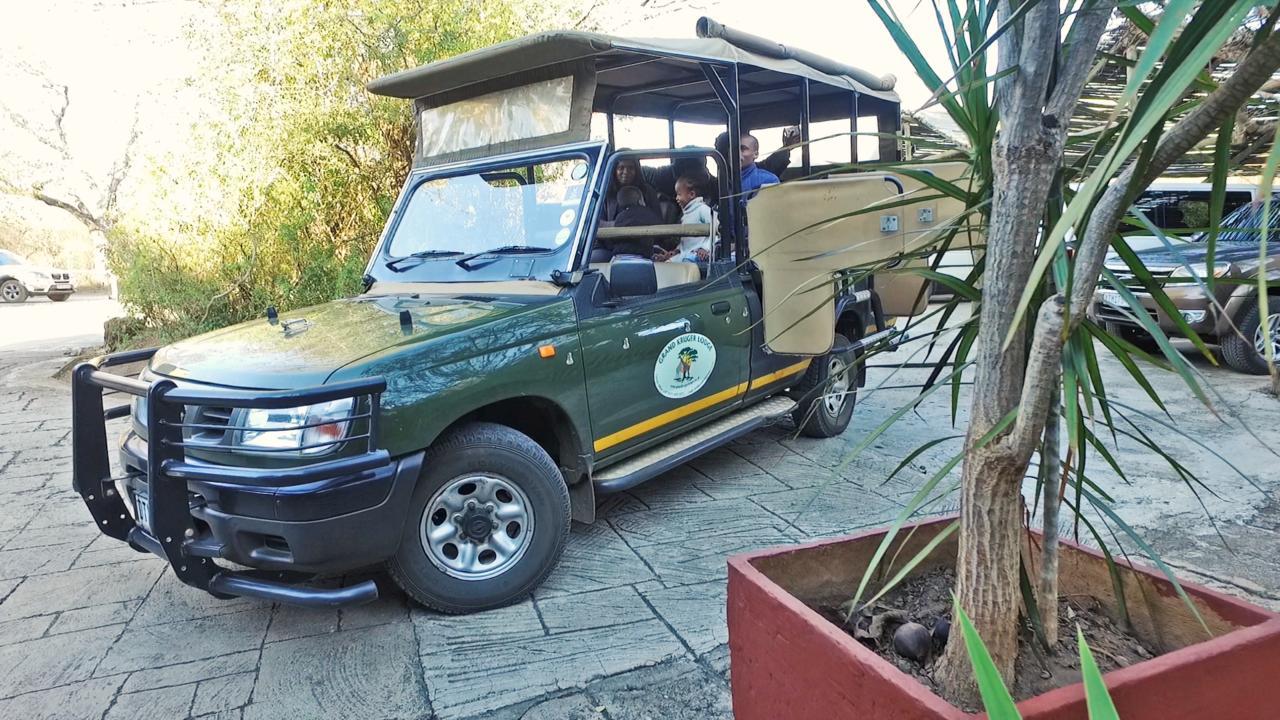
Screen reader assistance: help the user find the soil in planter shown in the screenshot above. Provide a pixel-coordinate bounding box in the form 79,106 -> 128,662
815,567 -> 1159,710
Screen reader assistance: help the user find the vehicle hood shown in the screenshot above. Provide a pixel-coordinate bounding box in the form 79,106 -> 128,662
9,264 -> 68,277
149,293 -> 559,389
1130,241 -> 1277,268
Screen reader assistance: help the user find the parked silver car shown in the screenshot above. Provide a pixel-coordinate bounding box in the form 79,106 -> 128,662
0,250 -> 75,303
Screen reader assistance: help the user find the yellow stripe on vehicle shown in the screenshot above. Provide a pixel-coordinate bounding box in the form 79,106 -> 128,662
592,359 -> 811,453
593,381 -> 750,453
748,359 -> 811,390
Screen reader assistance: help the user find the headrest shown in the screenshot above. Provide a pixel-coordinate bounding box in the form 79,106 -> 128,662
609,260 -> 658,297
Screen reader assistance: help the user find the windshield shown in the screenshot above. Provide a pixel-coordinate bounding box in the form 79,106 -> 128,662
0,250 -> 26,266
373,152 -> 594,283
1192,198 -> 1279,243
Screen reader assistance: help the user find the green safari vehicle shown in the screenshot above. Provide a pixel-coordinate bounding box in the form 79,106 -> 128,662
71,19 -> 957,613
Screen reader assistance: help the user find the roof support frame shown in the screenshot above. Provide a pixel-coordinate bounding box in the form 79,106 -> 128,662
699,61 -> 744,258
799,78 -> 811,175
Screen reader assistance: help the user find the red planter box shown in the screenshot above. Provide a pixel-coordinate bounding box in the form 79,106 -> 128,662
728,516 -> 1280,719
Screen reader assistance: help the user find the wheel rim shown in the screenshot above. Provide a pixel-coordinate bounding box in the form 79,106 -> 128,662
823,355 -> 851,418
420,473 -> 534,581
1,282 -> 18,300
1254,312 -> 1280,359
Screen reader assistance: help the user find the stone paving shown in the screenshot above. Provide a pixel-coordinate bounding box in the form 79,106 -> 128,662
1,328 -> 1278,719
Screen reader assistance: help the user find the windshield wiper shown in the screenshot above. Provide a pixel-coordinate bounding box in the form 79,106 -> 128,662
385,250 -> 465,272
455,245 -> 556,270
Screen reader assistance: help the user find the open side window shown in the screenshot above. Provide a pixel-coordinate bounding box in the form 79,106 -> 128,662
582,147 -> 732,301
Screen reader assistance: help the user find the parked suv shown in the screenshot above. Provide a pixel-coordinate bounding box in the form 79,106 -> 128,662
0,249 -> 75,303
1092,199 -> 1280,374
69,22 -> 956,613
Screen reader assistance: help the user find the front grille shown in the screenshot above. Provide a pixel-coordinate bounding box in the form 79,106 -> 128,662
52,272 -> 69,281
1094,302 -> 1158,325
185,405 -> 234,445
1109,266 -> 1175,290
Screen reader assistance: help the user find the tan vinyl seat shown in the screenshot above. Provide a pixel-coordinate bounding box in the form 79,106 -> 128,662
589,260 -> 700,291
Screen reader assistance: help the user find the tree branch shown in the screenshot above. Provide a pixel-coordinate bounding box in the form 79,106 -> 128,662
1047,0 -> 1117,121
28,188 -> 109,234
998,295 -> 1066,458
1009,0 -> 1061,135
995,0 -> 1025,120
103,113 -> 140,218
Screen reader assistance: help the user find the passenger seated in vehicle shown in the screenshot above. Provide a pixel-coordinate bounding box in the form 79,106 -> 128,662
655,175 -> 714,263
641,132 -> 794,202
738,133 -> 781,199
603,156 -> 673,223
603,185 -> 666,260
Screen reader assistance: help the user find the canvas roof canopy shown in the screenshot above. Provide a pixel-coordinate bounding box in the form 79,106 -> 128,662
367,19 -> 900,130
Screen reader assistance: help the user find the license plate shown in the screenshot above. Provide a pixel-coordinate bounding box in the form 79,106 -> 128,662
133,491 -> 151,532
1100,291 -> 1125,308
52,283 -> 71,290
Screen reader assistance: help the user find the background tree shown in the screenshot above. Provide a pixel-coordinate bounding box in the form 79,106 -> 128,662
0,59 -> 139,285
105,0 -> 554,340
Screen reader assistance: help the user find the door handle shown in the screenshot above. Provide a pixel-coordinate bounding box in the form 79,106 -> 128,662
637,319 -> 692,337
710,301 -> 731,316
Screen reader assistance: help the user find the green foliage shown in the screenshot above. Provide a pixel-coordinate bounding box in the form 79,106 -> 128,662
954,601 -> 1123,719
108,0 -> 545,343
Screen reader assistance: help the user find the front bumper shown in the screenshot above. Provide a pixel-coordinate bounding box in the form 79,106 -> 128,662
26,279 -> 75,295
72,348 -> 406,608
1089,289 -> 1218,338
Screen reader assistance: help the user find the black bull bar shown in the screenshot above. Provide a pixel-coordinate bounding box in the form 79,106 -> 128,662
71,348 -> 390,608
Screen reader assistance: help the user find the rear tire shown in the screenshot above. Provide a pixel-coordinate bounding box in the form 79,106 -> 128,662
790,332 -> 858,438
1,279 -> 27,303
387,422 -> 570,614
1221,298 -> 1278,375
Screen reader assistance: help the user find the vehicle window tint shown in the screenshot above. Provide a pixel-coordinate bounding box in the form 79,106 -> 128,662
0,250 -> 21,266
1216,202 -> 1269,243
387,158 -> 589,257
1133,190 -> 1257,232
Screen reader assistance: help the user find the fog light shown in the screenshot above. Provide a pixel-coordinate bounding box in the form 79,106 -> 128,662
1181,310 -> 1206,324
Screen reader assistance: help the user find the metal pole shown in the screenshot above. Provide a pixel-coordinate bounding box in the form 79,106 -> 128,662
800,78 -> 811,175
668,118 -> 676,149
851,92 -> 860,165
607,112 -> 616,149
726,64 -> 744,260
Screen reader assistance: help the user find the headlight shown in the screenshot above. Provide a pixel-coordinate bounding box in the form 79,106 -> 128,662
240,398 -> 354,454
1170,262 -> 1230,279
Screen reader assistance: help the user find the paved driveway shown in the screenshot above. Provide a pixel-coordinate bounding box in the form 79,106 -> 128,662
1,309 -> 1277,719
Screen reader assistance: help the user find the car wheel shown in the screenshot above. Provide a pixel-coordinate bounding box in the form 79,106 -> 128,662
387,422 -> 570,614
790,332 -> 858,438
1221,297 -> 1279,375
47,293 -> 71,302
1,279 -> 28,303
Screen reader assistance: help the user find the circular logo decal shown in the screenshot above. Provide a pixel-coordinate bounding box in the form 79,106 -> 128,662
654,333 -> 717,399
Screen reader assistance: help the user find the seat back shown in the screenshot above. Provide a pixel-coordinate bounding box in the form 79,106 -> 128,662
608,260 -> 658,297
589,260 -> 701,292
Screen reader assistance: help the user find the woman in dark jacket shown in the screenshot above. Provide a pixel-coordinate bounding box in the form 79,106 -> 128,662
603,156 -> 675,223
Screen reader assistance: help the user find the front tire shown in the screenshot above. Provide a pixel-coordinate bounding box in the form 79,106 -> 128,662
790,332 -> 858,438
1,279 -> 28,303
387,422 -> 570,614
1221,298 -> 1279,375
47,292 -> 71,302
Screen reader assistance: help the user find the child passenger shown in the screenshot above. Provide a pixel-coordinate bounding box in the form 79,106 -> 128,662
657,175 -> 715,263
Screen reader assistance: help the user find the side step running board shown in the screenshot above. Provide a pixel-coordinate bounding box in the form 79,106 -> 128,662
593,396 -> 797,494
